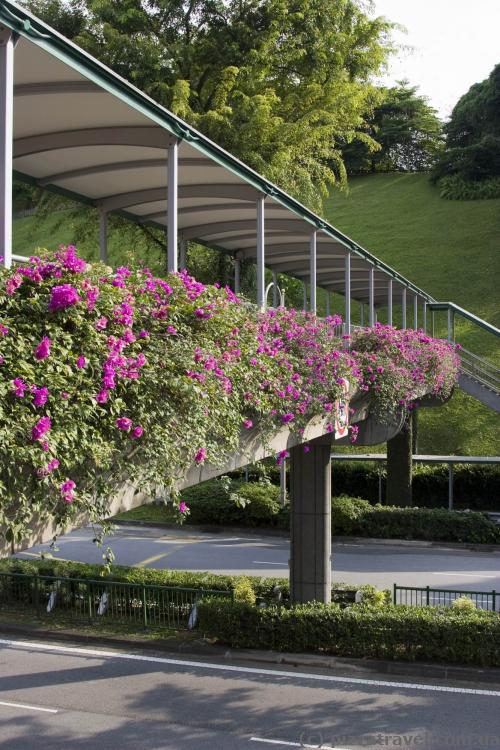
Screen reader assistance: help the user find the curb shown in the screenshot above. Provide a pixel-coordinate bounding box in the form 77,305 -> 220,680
112,520 -> 500,552
1,620 -> 499,686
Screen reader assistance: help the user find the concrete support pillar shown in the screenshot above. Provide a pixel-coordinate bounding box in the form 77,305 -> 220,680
344,252 -> 351,337
99,209 -> 108,263
401,288 -> 407,329
234,257 -> 241,293
368,266 -> 375,326
0,28 -> 14,269
256,195 -> 265,308
289,443 -> 331,604
179,237 -> 187,270
386,414 -> 413,507
387,278 -> 393,326
309,229 -> 317,314
167,140 -> 179,272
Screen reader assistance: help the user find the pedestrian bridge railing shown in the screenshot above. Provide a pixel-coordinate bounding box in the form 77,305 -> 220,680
393,584 -> 498,612
0,571 -> 232,630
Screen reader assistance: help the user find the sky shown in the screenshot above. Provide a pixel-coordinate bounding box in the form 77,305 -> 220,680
371,0 -> 500,120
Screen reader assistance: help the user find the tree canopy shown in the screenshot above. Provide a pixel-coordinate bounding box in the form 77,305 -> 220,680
342,81 -> 443,174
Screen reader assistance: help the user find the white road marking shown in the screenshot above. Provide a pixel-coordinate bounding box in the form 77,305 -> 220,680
1,638 -> 499,698
250,738 -> 350,749
0,700 -> 58,714
431,573 -> 497,578
252,561 -> 288,566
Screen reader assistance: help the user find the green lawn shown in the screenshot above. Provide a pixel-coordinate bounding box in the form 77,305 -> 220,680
325,173 -> 500,455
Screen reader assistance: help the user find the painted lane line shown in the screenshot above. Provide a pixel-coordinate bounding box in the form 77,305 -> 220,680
431,573 -> 497,578
1,638 -> 500,698
252,561 -> 288,566
250,738 -> 350,749
0,700 -> 58,714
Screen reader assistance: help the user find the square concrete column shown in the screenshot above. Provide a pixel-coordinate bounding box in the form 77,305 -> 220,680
0,28 -> 14,269
289,443 -> 332,604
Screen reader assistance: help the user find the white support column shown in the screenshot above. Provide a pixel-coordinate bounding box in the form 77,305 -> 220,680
167,140 -> 179,273
309,229 -> 317,314
0,28 -> 14,269
387,279 -> 393,326
413,295 -> 418,329
272,269 -> 278,308
302,281 -> 307,312
256,194 -> 265,308
369,266 -> 375,326
344,252 -> 351,337
234,257 -> 241,293
402,288 -> 407,329
360,303 -> 365,326
326,292 -> 331,317
179,236 -> 187,270
99,209 -> 108,264
423,300 -> 427,332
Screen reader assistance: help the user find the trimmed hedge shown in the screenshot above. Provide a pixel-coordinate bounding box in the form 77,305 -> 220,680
197,598 -> 500,666
0,557 -> 384,605
184,480 -> 285,527
331,496 -> 500,543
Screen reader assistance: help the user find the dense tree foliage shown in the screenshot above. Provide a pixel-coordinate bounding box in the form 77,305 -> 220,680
432,64 -> 500,192
342,81 -> 443,174
27,0 -> 393,212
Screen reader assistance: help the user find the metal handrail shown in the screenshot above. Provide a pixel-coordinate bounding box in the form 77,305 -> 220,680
427,302 -> 500,338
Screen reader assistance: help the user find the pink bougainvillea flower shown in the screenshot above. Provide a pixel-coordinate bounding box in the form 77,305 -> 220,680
303,445 -> 311,453
281,412 -> 295,424
116,417 -> 132,431
32,416 -> 51,441
95,317 -> 108,331
13,377 -> 27,397
243,419 -> 253,429
49,284 -> 81,312
35,336 -> 51,360
194,447 -> 207,464
131,425 -> 144,439
33,386 -> 49,407
6,273 -> 22,295
60,479 -> 76,503
138,329 -> 149,338
95,389 -> 109,404
179,501 -> 189,514
276,449 -> 289,466
76,355 -> 87,369
0,323 -> 8,336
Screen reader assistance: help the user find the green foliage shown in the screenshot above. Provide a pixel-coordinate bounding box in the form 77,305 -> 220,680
432,63 -> 500,194
27,0 -> 394,213
233,576 -> 257,605
452,596 -> 476,612
183,478 -> 283,527
197,598 -> 500,666
331,496 -> 500,544
343,80 -> 443,174
438,175 -> 500,201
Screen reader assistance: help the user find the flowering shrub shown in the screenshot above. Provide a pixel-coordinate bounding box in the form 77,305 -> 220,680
0,246 -> 459,543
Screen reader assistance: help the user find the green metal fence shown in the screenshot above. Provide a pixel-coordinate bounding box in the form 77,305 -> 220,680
394,584 -> 498,612
0,571 -> 232,629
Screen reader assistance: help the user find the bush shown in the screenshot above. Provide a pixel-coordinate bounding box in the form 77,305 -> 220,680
438,175 -> 500,200
331,496 -> 500,544
197,598 -> 500,666
452,596 -> 476,612
183,478 -> 282,527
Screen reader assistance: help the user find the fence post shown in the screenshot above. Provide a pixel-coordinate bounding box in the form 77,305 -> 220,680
143,586 -> 148,627
87,581 -> 93,621
426,586 -> 430,606
492,590 -> 497,612
393,583 -> 397,605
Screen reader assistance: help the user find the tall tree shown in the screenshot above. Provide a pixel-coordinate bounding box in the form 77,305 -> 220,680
343,80 -> 443,174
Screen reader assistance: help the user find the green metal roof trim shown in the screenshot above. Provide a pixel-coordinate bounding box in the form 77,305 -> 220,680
0,0 -> 434,302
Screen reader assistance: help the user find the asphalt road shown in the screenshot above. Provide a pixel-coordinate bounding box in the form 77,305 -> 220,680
17,524 -> 500,593
0,636 -> 499,750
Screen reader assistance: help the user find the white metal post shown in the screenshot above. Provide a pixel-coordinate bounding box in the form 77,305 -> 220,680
402,288 -> 407,329
0,28 -> 14,269
387,278 -> 393,326
447,307 -> 454,342
272,269 -> 278,307
344,252 -> 351,337
167,140 -> 178,273
179,236 -> 187,270
99,209 -> 108,263
360,303 -> 364,326
256,194 -> 265,308
309,229 -> 317,314
302,281 -> 307,312
369,266 -> 375,326
423,301 -> 427,332
234,257 -> 241,293
413,295 -> 418,329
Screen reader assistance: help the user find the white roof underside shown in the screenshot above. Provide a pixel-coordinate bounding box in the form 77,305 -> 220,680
12,34 -> 413,305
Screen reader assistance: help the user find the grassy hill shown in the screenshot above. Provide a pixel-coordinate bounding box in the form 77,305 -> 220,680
324,173 -> 500,455
11,173 -> 499,455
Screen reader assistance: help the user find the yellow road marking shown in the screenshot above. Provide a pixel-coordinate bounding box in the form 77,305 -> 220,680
136,544 -> 187,568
